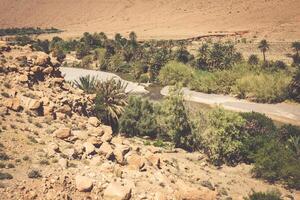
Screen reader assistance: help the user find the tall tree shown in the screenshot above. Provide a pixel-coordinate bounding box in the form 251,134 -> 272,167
258,39 -> 269,63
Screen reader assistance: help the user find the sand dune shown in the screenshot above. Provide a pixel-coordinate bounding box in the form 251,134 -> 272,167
0,0 -> 299,40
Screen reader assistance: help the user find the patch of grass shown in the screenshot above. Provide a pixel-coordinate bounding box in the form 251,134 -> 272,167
244,190 -> 282,200
153,140 -> 166,148
0,172 -> 13,180
27,170 -> 42,179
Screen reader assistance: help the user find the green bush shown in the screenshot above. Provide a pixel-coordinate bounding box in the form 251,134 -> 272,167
158,86 -> 192,149
119,96 -> 158,138
234,72 -> 291,103
289,69 -> 300,102
248,55 -> 259,66
252,139 -> 300,189
244,190 -> 282,200
240,112 -> 276,162
159,61 -> 194,86
200,108 -> 246,165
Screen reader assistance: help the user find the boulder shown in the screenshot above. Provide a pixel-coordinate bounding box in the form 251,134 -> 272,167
99,142 -> 113,156
113,145 -> 131,164
103,182 -> 132,200
83,142 -> 95,155
146,154 -> 161,169
43,66 -> 53,74
34,53 -> 50,66
4,98 -> 22,111
75,175 -> 93,192
125,153 -> 145,171
54,128 -> 71,139
58,158 -> 68,169
18,74 -> 28,82
101,128 -> 113,143
88,117 -> 100,127
19,96 -> 41,110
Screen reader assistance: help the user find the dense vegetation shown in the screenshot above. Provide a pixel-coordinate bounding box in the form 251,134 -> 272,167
9,31 -> 300,103
0,27 -> 62,36
244,190 -> 283,200
74,75 -> 300,189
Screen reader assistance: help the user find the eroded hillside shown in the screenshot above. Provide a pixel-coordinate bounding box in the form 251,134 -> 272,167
0,0 -> 300,40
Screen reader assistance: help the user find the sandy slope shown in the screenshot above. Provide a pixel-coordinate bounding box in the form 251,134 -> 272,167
0,0 -> 299,40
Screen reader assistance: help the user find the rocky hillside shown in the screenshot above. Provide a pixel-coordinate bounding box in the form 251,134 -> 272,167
0,43 -> 298,199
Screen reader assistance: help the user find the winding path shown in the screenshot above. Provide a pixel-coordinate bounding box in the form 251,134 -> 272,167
60,67 -> 149,94
161,86 -> 300,126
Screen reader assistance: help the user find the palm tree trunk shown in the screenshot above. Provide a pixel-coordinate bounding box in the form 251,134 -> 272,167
263,51 -> 266,62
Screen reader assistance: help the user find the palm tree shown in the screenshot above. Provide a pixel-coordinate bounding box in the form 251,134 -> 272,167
94,78 -> 128,129
258,39 -> 269,62
73,75 -> 98,94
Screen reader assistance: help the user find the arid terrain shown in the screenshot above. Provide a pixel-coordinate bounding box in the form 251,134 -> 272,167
0,0 -> 300,41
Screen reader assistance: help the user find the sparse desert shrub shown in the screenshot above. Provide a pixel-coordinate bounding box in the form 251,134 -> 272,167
39,159 -> 50,165
81,55 -> 93,68
248,54 -> 259,66
0,172 -> 13,180
27,135 -> 38,144
159,61 -> 194,86
27,170 -> 42,179
200,108 -> 246,165
244,190 -> 282,200
0,152 -> 9,160
119,96 -> 158,138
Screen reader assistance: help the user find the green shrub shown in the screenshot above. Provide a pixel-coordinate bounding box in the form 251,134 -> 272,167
201,108 -> 246,165
244,190 -> 282,200
289,69 -> 300,102
234,72 -> 290,103
81,55 -> 93,68
119,96 -> 158,138
158,86 -> 192,149
252,139 -> 300,189
189,70 -> 218,93
240,112 -> 276,162
159,61 -> 194,86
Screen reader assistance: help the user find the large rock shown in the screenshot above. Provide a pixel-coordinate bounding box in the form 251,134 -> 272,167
4,98 -> 22,111
99,142 -> 113,156
83,142 -> 95,155
54,128 -> 71,139
103,182 -> 132,200
19,96 -> 41,110
75,175 -> 93,192
88,117 -> 100,127
175,180 -> 217,200
101,127 -> 113,142
113,145 -> 131,164
18,74 -> 28,82
125,153 -> 145,171
34,53 -> 50,66
146,154 -> 161,169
